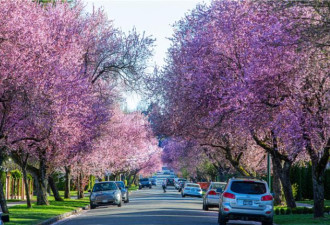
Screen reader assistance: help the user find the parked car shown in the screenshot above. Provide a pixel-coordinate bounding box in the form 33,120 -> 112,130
175,178 -> 186,190
182,183 -> 202,198
0,213 -> 9,225
89,181 -> 122,209
203,182 -> 226,210
166,178 -> 175,186
150,178 -> 156,186
115,181 -> 129,203
218,178 -> 273,225
139,178 -> 152,189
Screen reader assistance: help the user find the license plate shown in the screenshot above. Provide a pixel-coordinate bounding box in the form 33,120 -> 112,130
102,200 -> 108,203
243,200 -> 252,205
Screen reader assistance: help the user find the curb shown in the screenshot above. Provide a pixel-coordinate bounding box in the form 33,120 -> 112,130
36,205 -> 90,225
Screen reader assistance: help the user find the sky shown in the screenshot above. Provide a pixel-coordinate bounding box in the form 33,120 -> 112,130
84,0 -> 210,110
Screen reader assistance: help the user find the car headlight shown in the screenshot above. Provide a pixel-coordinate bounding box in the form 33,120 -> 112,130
90,193 -> 96,200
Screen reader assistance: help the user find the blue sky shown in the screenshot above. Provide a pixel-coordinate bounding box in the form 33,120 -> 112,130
84,0 -> 209,110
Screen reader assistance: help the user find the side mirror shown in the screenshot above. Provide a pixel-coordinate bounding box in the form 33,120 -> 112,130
88,190 -> 91,193
1,214 -> 10,223
119,187 -> 122,190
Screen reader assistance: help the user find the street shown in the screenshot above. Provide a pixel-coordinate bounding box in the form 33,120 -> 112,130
55,186 -> 264,225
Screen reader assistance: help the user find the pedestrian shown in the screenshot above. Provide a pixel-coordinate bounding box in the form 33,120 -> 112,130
162,179 -> 167,193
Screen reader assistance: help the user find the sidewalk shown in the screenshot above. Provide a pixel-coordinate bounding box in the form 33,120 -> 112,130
296,202 -> 313,208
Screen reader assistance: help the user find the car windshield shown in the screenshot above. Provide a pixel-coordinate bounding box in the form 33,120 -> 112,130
211,183 -> 226,189
231,181 -> 266,194
178,179 -> 186,182
187,184 -> 200,188
140,178 -> 149,182
116,182 -> 125,188
93,182 -> 118,192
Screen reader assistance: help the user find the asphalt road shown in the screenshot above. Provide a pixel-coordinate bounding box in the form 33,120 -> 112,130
55,186 -> 265,225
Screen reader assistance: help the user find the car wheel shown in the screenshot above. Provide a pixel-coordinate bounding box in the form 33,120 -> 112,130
149,186 -> 152,189
182,194 -> 185,198
118,200 -> 122,207
90,203 -> 96,209
124,194 -> 129,203
218,212 -> 227,225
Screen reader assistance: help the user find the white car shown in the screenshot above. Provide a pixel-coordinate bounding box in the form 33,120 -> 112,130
203,182 -> 226,210
182,183 -> 202,198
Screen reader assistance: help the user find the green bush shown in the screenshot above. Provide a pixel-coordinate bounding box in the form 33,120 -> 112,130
275,208 -> 280,215
286,207 -> 292,214
303,207 -> 309,214
292,207 -> 297,214
296,207 -> 303,214
280,208 -> 285,215
325,206 -> 330,214
292,183 -> 299,200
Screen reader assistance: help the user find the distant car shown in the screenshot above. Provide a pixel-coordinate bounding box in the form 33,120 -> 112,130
218,178 -> 273,225
175,178 -> 187,189
89,181 -> 122,209
115,181 -> 129,203
166,178 -> 175,186
203,182 -> 226,210
182,183 -> 202,198
139,178 -> 152,189
150,178 -> 156,186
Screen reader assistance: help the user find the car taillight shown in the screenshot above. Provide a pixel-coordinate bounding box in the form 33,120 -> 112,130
223,208 -> 230,211
208,190 -> 217,195
223,192 -> 235,199
261,195 -> 273,201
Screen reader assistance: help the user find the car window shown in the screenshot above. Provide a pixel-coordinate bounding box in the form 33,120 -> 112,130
93,182 -> 118,192
187,184 -> 200,188
116,182 -> 125,188
230,181 -> 266,194
140,178 -> 149,182
211,183 -> 226,190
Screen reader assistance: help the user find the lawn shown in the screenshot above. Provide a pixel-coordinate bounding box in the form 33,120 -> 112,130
274,214 -> 330,225
128,186 -> 139,191
57,190 -> 89,197
6,197 -> 90,225
297,200 -> 330,207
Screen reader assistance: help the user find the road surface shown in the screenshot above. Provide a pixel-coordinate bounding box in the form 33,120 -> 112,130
55,186 -> 265,225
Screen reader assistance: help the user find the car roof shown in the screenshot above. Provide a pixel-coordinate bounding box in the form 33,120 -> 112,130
210,182 -> 227,184
229,177 -> 266,183
94,181 -> 116,184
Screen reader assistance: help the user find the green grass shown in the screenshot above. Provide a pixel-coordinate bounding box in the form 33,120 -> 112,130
6,197 -> 89,225
57,191 -> 89,197
128,186 -> 139,191
274,214 -> 330,225
297,200 -> 330,207
7,199 -> 25,203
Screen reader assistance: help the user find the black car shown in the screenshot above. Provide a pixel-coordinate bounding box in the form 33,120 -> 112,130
167,178 -> 175,186
150,178 -> 156,186
139,178 -> 152,189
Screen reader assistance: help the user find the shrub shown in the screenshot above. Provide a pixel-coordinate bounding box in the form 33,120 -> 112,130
303,207 -> 309,214
280,208 -> 285,215
296,207 -> 303,214
291,208 -> 297,214
286,207 -> 292,215
275,208 -> 280,215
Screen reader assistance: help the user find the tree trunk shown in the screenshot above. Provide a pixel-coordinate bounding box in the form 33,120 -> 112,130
0,150 -> 9,213
77,172 -> 84,199
22,167 -> 32,208
0,176 -> 8,214
273,159 -> 296,208
272,157 -> 282,206
64,166 -> 71,199
48,175 -> 63,201
311,163 -> 324,218
36,155 -> 49,205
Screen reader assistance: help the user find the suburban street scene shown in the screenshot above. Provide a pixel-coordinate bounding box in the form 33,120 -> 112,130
0,0 -> 329,225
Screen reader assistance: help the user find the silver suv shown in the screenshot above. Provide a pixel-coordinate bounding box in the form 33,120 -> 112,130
218,178 -> 273,225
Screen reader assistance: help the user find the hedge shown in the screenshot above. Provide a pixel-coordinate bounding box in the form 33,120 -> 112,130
274,206 -> 330,215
